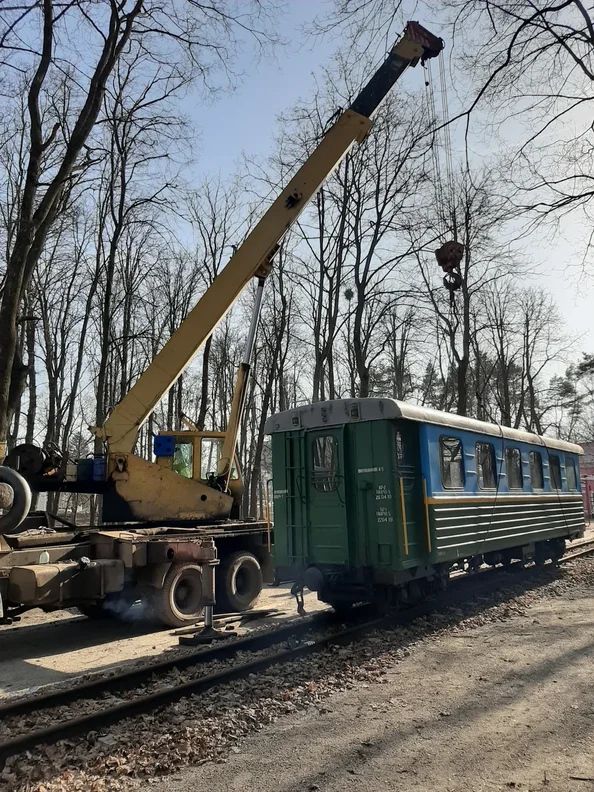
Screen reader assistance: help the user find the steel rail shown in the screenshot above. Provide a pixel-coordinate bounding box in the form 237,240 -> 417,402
0,610 -> 340,720
559,539 -> 594,563
0,613 -> 384,765
1,541 -> 593,765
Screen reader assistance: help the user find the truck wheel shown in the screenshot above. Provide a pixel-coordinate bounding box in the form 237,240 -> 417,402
151,563 -> 204,627
217,551 -> 262,612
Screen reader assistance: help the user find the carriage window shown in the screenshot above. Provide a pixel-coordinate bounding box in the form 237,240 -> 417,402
476,442 -> 496,489
505,447 -> 523,489
172,442 -> 193,479
549,454 -> 562,489
566,457 -> 577,490
312,435 -> 337,492
440,437 -> 464,489
529,451 -> 544,489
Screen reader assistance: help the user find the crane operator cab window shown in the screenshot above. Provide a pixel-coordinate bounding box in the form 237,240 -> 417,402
200,437 -> 240,482
163,436 -> 239,482
201,438 -> 222,480
172,442 -> 193,478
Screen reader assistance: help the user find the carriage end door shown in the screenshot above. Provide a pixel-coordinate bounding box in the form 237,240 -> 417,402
305,428 -> 349,565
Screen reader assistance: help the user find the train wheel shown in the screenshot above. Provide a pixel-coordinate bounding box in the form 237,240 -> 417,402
329,601 -> 354,618
431,566 -> 449,593
550,538 -> 565,564
534,542 -> 548,567
216,551 -> 263,612
468,555 -> 483,572
151,563 -> 204,627
407,580 -> 424,604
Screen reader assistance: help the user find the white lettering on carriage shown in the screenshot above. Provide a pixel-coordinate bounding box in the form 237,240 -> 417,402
375,484 -> 392,501
358,466 -> 384,473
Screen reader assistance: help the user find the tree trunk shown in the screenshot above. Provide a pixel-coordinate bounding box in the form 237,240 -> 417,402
196,337 -> 212,429
25,312 -> 37,445
0,1 -> 143,456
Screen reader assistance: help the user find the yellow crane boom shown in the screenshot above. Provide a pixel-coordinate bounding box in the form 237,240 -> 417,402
94,21 -> 444,456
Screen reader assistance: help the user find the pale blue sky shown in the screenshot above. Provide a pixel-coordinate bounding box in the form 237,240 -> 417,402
186,1 -> 593,361
188,2 -> 330,174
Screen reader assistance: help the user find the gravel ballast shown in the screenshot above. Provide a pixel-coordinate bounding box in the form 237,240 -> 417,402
3,558 -> 594,792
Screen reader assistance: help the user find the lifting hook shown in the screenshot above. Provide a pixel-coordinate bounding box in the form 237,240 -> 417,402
435,240 -> 464,296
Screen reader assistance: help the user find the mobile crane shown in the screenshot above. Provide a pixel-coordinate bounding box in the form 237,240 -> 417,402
0,22 -> 444,627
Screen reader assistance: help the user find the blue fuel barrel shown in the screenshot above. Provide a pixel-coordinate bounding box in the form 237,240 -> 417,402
77,458 -> 94,481
93,456 -> 106,481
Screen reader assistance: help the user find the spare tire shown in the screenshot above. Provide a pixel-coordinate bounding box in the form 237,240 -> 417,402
216,551 -> 263,612
0,466 -> 31,534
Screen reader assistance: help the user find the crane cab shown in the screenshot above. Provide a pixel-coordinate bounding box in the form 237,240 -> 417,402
154,430 -> 244,510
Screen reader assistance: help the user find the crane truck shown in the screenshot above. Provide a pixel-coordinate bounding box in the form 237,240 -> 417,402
0,22 -> 444,627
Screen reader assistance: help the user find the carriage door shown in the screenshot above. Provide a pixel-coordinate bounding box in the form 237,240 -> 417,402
305,428 -> 349,565
394,421 -> 426,563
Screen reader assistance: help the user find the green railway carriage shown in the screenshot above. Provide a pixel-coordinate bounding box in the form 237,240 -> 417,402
265,399 -> 584,608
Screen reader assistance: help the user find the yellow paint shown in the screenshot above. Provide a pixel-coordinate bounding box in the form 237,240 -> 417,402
426,494 -> 582,506
423,479 -> 432,553
108,452 -> 233,522
97,110 -> 374,455
399,479 -> 409,555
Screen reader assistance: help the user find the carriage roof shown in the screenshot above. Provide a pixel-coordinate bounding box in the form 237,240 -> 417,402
264,398 -> 583,456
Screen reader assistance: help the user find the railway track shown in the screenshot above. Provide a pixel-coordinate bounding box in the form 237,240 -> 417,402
558,536 -> 594,562
1,538 -> 593,766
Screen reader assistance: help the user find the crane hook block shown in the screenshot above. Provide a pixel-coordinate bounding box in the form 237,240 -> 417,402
435,240 -> 464,294
435,240 -> 464,274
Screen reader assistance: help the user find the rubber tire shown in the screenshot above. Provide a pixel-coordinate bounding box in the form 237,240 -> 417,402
0,466 -> 31,533
217,551 -> 263,612
151,563 -> 204,628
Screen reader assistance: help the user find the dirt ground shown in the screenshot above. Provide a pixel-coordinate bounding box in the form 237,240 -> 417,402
0,585 -> 326,698
150,565 -> 594,792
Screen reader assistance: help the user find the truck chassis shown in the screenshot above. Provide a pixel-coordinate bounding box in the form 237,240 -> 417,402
0,516 -> 272,627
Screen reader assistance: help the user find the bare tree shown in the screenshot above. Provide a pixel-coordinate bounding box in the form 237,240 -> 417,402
337,97 -> 429,397
247,249 -> 292,516
186,177 -> 244,428
0,0 -> 277,459
414,169 -> 516,415
372,305 -> 418,400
